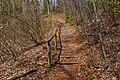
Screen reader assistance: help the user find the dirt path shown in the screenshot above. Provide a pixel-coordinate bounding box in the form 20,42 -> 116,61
45,13 -> 111,80
46,14 -> 83,79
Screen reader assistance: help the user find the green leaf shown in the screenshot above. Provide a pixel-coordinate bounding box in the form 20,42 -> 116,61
116,61 -> 120,65
32,61 -> 37,65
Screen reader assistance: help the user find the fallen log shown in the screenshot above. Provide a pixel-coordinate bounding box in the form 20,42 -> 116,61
8,69 -> 37,80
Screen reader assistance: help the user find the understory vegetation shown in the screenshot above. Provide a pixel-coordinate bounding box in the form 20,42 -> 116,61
0,0 -> 120,80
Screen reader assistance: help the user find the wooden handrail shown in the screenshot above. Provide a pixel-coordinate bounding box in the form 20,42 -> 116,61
46,28 -> 61,66
48,33 -> 56,42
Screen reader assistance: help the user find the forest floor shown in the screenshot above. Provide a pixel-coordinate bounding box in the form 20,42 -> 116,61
44,13 -> 118,80
0,13 -> 120,80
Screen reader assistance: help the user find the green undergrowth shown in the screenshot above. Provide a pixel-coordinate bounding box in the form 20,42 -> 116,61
65,11 -> 74,23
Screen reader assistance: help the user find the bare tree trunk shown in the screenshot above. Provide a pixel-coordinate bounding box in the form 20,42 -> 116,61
92,0 -> 109,69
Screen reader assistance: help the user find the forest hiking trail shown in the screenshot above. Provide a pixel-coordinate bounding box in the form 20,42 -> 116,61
59,23 -> 80,64
46,14 -> 86,80
0,13 -> 117,80
45,13 -> 106,80
53,13 -> 80,64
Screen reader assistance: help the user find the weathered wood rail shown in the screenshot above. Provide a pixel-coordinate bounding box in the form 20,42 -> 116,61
46,27 -> 62,66
8,27 -> 62,80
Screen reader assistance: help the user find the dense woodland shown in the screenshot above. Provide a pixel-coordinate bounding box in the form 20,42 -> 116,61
0,0 -> 120,80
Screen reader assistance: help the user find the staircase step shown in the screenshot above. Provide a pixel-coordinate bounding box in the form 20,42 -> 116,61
56,47 -> 62,50
61,48 -> 72,50
62,51 -> 73,53
56,62 -> 80,65
60,56 -> 78,58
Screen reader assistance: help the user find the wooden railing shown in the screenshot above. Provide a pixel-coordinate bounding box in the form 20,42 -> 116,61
8,27 -> 62,80
46,26 -> 62,66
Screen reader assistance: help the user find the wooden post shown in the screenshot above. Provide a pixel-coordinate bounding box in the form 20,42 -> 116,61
47,41 -> 51,66
58,25 -> 62,49
54,32 -> 57,50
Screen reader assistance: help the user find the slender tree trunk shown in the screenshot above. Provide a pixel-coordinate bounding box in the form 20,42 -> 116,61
92,0 -> 109,69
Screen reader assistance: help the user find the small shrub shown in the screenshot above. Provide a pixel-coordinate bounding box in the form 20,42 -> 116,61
116,61 -> 120,65
32,61 -> 38,65
90,76 -> 97,80
65,11 -> 73,23
44,64 -> 51,71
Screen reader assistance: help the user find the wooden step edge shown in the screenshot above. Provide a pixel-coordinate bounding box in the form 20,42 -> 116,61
60,56 -> 78,58
56,62 -> 80,65
55,47 -> 62,50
